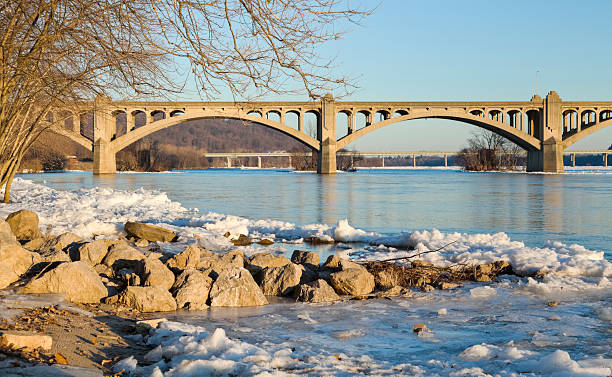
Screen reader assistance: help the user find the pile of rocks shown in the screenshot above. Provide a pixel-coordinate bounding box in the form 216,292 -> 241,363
0,210 -> 385,312
0,209 -> 513,313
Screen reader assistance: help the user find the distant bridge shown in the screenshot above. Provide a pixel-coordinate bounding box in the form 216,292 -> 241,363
203,150 -> 612,168
49,91 -> 612,174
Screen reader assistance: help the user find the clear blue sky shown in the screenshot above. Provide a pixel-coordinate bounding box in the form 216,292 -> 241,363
192,0 -> 612,151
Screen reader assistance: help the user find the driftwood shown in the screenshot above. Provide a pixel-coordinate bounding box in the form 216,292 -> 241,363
355,241 -> 514,289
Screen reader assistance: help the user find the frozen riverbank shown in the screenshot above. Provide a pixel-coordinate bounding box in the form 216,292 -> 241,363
0,177 -> 610,376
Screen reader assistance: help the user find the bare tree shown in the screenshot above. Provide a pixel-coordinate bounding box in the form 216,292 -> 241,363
0,0 -> 372,202
457,130 -> 525,171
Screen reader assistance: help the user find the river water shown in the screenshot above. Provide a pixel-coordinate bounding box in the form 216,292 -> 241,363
7,167 -> 612,376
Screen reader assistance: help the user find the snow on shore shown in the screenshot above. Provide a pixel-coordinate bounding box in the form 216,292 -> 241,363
3,177 -> 612,376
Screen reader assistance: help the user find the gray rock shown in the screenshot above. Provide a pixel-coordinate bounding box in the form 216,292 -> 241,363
5,210 -> 42,241
295,279 -> 340,303
40,232 -> 82,252
124,221 -> 177,242
37,248 -> 71,263
291,250 -> 320,269
75,240 -> 112,265
259,263 -> 306,296
0,220 -> 20,247
209,267 -> 268,307
138,256 -> 175,291
0,245 -> 40,289
247,252 -> 290,274
329,268 -> 375,296
166,244 -> 203,269
21,261 -> 107,303
199,250 -> 245,276
171,268 -> 212,310
101,243 -> 145,270
119,286 -> 177,312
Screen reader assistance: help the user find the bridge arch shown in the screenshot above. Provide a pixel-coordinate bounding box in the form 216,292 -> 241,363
563,118 -> 612,148
109,110 -> 320,154
336,109 -> 541,151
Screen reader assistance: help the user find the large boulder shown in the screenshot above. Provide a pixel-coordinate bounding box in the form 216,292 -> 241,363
39,232 -> 82,252
198,251 -> 245,276
166,244 -> 203,270
5,210 -> 42,241
259,263 -> 309,296
295,279 -> 340,303
119,286 -> 177,312
317,254 -> 342,280
0,220 -> 20,247
21,261 -> 107,303
75,240 -> 112,265
101,243 -> 145,270
291,250 -> 320,270
0,245 -> 40,289
37,249 -> 71,263
171,268 -> 212,310
138,256 -> 175,291
209,267 -> 268,307
329,268 -> 375,296
124,222 -> 177,243
247,252 -> 291,274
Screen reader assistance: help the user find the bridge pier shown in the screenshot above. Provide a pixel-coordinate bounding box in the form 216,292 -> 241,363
92,96 -> 117,175
93,139 -> 117,175
317,93 -> 337,174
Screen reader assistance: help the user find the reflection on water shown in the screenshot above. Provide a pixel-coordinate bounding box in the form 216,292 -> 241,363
20,168 -> 612,255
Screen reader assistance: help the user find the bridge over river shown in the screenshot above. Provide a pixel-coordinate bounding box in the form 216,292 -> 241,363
51,91 -> 612,174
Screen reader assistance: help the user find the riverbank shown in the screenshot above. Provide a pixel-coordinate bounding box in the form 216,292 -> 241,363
1,173 -> 611,376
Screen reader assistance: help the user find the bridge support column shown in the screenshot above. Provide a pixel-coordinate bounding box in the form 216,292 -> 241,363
444,154 -> 448,167
92,95 -> 116,175
257,156 -> 262,169
604,153 -> 608,168
317,93 -> 337,174
381,156 -> 385,167
93,139 -> 116,175
528,91 -> 564,173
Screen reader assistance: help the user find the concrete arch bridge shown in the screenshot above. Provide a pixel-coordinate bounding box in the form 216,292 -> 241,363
51,91 -> 612,174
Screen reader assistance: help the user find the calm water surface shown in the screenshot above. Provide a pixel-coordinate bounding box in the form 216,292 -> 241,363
21,168 -> 612,256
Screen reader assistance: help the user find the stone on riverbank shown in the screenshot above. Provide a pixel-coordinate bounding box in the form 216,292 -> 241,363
37,249 -> 71,263
171,268 -> 212,310
21,261 -> 107,303
5,210 -> 42,241
295,279 -> 340,303
40,232 -> 82,253
119,286 -> 177,312
209,267 -> 268,307
166,244 -> 203,269
138,256 -> 175,291
75,240 -> 112,265
101,243 -> 145,270
0,245 -> 40,289
0,332 -> 53,351
198,250 -> 245,275
247,252 -> 291,274
259,263 -> 308,296
329,268 -> 375,296
124,221 -> 177,243
231,234 -> 252,246
0,220 -> 20,247
291,250 -> 320,270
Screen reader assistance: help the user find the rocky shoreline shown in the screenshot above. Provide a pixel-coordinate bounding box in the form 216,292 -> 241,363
0,209 -> 518,376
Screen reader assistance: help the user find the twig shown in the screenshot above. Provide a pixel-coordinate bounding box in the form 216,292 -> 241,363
365,240 -> 458,263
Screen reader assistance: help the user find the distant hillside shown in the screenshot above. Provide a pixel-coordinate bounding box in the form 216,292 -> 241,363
21,118 -> 309,172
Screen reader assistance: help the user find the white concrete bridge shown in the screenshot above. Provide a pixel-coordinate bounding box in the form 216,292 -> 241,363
50,91 -> 612,174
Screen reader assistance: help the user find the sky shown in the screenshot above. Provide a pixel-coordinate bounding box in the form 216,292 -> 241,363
185,0 -> 612,151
